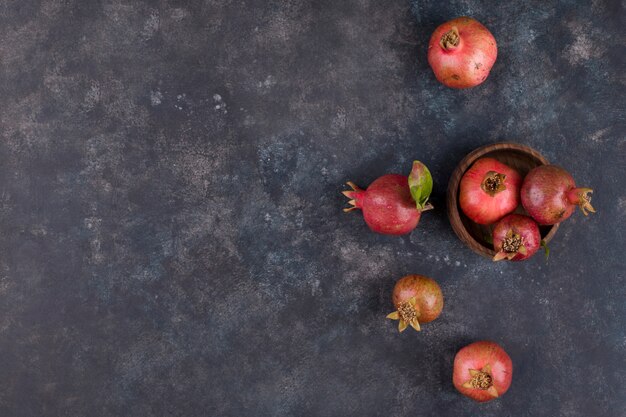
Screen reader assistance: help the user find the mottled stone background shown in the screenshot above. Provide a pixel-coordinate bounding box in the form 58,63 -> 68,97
0,0 -> 624,416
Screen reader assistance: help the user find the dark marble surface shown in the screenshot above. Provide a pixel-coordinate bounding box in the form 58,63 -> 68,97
1,1 -> 624,416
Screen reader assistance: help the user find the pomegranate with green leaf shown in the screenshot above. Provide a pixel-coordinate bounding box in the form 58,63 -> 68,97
343,161 -> 433,235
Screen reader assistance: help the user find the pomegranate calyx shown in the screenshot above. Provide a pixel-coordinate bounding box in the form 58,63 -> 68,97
567,188 -> 596,216
493,251 -> 508,262
408,161 -> 434,211
342,181 -> 364,212
481,171 -> 507,196
493,250 -> 517,261
386,297 -> 421,332
440,27 -> 460,50
494,229 -> 526,260
487,386 -> 499,398
462,364 -> 498,397
502,230 -> 524,252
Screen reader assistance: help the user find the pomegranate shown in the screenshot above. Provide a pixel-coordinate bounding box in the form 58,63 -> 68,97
427,17 -> 497,88
492,214 -> 540,261
386,274 -> 443,332
343,161 -> 433,235
453,341 -> 513,402
521,165 -> 595,225
459,157 -> 522,224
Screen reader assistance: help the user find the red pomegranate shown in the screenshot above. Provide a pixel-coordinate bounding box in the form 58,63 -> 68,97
492,214 -> 541,261
459,157 -> 522,225
427,17 -> 497,88
521,165 -> 595,225
343,161 -> 433,235
453,341 -> 513,402
386,275 -> 444,332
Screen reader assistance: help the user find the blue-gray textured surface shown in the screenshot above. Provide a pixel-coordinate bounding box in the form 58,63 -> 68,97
1,0 -> 625,416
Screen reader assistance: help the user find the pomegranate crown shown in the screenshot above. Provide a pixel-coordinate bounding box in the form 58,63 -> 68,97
575,188 -> 596,216
493,229 -> 527,261
386,296 -> 421,332
462,363 -> 500,399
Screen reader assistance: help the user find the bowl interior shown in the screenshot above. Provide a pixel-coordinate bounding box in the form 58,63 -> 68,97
449,144 -> 558,258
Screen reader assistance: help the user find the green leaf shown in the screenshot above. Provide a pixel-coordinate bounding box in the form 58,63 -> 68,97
408,161 -> 433,210
410,186 -> 421,204
540,240 -> 550,262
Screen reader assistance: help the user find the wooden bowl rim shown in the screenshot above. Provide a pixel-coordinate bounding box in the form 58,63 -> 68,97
447,142 -> 560,259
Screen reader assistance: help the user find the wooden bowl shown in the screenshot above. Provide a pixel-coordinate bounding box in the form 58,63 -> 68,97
447,142 -> 559,259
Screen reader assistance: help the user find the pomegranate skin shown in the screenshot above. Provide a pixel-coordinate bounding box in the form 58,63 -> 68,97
427,17 -> 497,88
521,165 -> 594,225
453,341 -> 513,403
459,158 -> 522,225
391,275 -> 443,324
492,214 -> 541,261
346,174 -> 421,235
